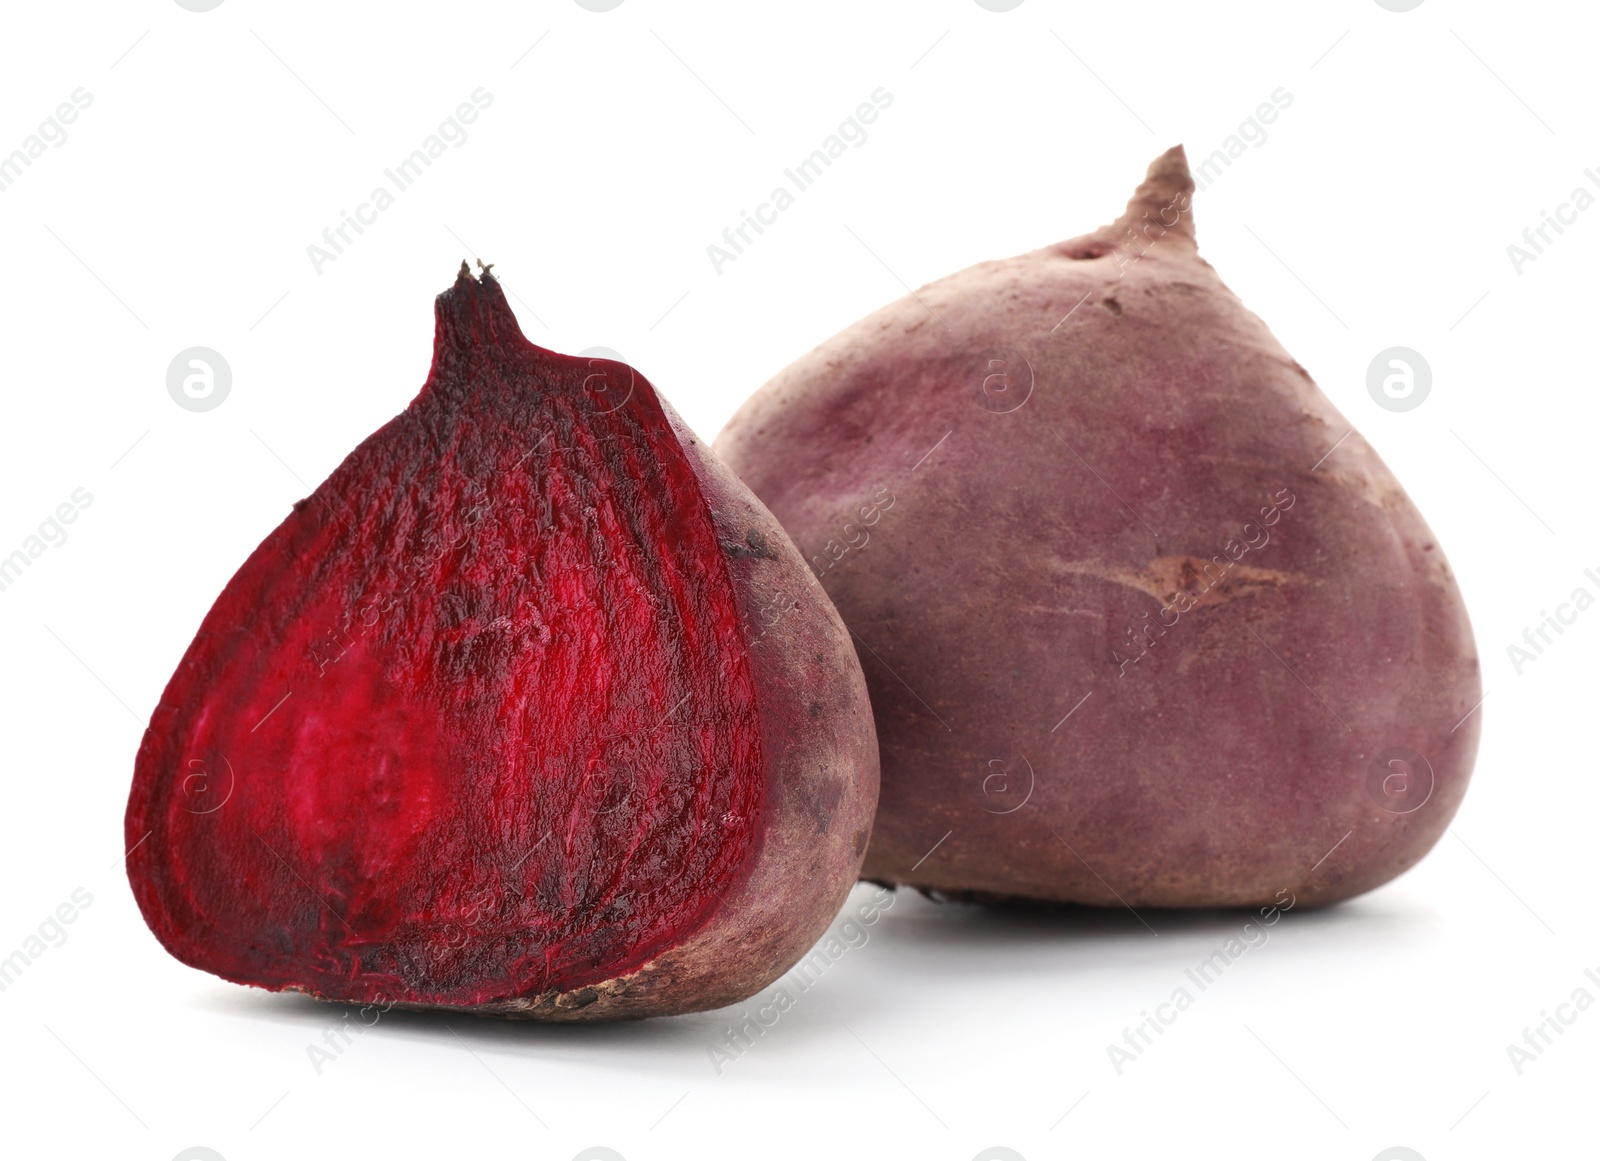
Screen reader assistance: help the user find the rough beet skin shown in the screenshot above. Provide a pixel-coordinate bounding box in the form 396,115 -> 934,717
715,148 -> 1480,909
126,264 -> 878,1020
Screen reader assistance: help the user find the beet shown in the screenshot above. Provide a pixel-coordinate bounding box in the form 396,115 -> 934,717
126,264 -> 878,1020
714,148 -> 1481,909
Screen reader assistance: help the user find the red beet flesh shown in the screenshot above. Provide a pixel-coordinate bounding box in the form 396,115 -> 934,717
126,266 -> 878,1019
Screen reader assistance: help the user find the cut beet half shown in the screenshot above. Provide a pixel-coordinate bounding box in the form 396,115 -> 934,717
126,264 -> 879,1021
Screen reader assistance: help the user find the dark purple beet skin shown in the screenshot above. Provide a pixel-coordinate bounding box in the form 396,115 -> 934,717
126,265 -> 878,1020
715,148 -> 1480,909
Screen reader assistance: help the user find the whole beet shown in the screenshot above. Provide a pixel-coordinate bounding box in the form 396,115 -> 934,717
127,266 -> 878,1020
715,147 -> 1480,909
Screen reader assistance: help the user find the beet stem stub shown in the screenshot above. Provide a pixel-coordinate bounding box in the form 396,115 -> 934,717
1117,143 -> 1196,247
1064,144 -> 1199,262
126,269 -> 789,1015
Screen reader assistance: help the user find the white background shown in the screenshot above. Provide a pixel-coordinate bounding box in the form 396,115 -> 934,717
0,1 -> 1593,1159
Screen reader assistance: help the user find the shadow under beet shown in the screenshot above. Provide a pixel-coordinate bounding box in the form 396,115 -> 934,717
182,880 -> 1437,1078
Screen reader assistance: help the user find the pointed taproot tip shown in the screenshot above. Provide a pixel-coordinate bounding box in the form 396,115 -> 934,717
433,257 -> 525,361
1057,145 -> 1198,259
1116,144 -> 1196,245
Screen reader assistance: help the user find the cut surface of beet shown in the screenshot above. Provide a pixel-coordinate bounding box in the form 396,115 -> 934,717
127,268 -> 769,1008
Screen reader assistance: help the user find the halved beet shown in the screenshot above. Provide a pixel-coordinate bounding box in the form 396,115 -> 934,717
126,265 -> 878,1020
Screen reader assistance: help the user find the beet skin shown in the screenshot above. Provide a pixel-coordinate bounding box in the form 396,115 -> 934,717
126,265 -> 878,1020
715,148 -> 1480,909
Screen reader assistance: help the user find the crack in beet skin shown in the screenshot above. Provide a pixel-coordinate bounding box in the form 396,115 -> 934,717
126,271 -> 763,1007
